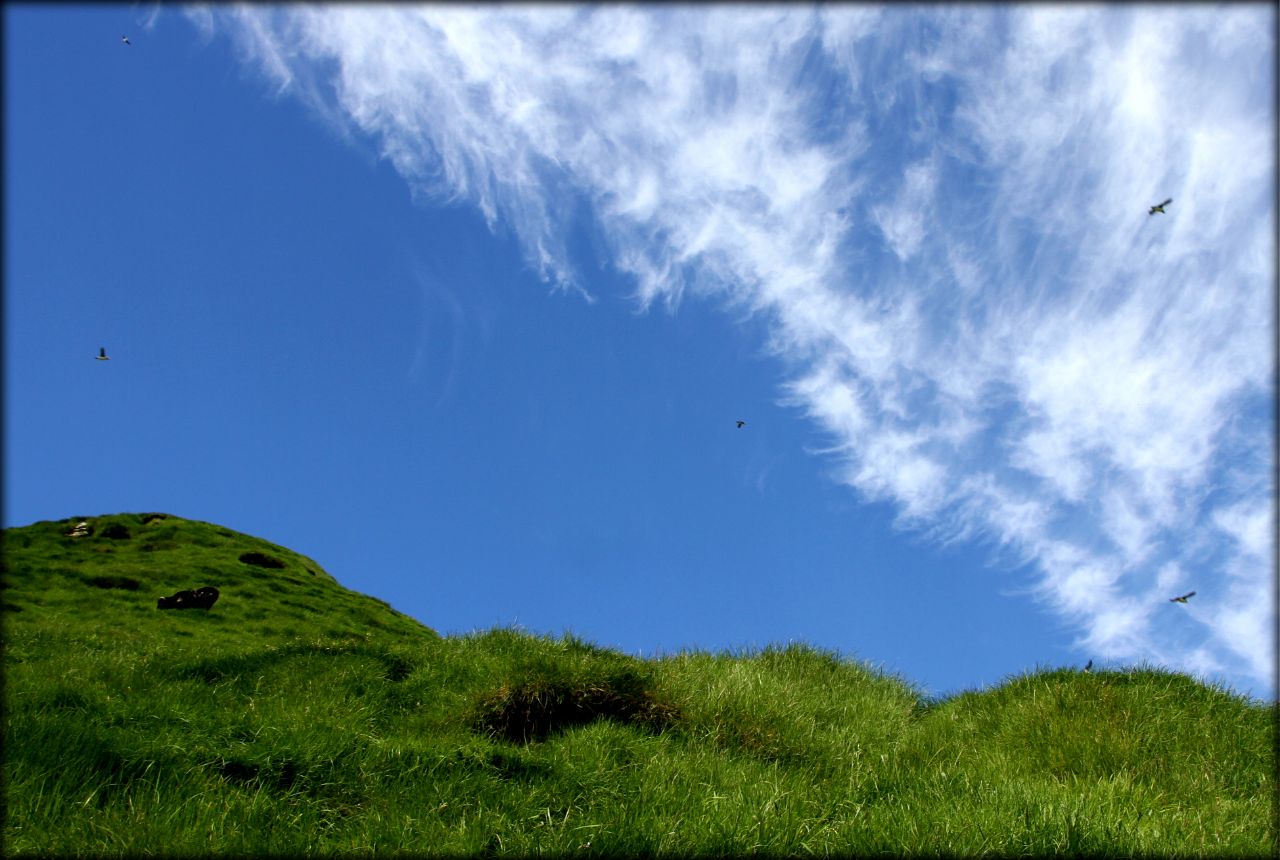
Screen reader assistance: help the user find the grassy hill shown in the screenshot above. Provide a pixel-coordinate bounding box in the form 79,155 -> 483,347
3,513 -> 1274,856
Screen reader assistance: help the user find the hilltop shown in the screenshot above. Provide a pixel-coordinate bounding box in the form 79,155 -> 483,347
3,513 -> 1274,856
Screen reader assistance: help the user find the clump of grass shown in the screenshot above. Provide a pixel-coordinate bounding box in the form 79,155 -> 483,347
472,651 -> 680,743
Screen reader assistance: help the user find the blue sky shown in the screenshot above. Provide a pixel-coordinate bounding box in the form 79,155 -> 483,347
5,5 -> 1275,702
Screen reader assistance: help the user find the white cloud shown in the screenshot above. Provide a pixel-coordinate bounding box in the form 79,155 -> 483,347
871,158 -> 935,261
195,5 -> 1276,698
1209,501 -> 1278,685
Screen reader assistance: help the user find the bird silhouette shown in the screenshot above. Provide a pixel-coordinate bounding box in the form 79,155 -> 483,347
736,420 -> 746,428
96,347 -> 110,361
1169,591 -> 1196,604
121,35 -> 131,46
1148,198 -> 1172,215
1084,659 -> 1093,672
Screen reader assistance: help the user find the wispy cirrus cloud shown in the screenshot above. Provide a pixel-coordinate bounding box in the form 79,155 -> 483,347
194,5 -> 1275,697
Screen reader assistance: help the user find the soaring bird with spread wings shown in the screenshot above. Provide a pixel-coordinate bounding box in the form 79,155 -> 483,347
736,420 -> 746,428
1169,591 -> 1196,604
121,35 -> 131,46
96,347 -> 110,361
1148,198 -> 1172,215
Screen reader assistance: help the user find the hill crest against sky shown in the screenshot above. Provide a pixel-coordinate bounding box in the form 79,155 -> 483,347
2,511 -> 1273,855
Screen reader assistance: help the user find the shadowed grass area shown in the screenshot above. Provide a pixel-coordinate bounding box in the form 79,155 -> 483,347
3,513 -> 1274,856
470,644 -> 680,743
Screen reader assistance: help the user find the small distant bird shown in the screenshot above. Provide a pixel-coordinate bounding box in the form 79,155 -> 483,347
121,35 -> 131,46
95,347 -> 110,361
1084,659 -> 1093,672
1148,198 -> 1172,215
736,420 -> 746,428
1169,591 -> 1196,604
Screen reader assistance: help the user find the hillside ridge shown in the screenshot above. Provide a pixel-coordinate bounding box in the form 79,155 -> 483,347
2,511 -> 434,645
2,512 -> 1273,856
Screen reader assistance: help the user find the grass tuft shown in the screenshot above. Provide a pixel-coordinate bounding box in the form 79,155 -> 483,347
472,654 -> 680,743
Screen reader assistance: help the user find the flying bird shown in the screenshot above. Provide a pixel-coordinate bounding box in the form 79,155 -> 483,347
95,347 -> 110,361
1148,198 -> 1172,215
1084,659 -> 1093,672
736,420 -> 746,428
1169,591 -> 1196,604
121,35 -> 131,46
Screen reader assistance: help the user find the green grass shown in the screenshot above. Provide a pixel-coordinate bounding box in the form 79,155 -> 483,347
3,512 -> 1275,856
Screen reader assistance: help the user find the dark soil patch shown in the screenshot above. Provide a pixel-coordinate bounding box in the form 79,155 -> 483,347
239,551 -> 285,569
86,575 -> 141,591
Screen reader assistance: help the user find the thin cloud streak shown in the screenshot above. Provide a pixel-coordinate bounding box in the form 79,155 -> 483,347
404,264 -> 465,410
197,6 -> 1276,698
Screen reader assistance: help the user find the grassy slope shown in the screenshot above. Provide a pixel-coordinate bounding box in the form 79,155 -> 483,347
2,513 -> 1274,856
